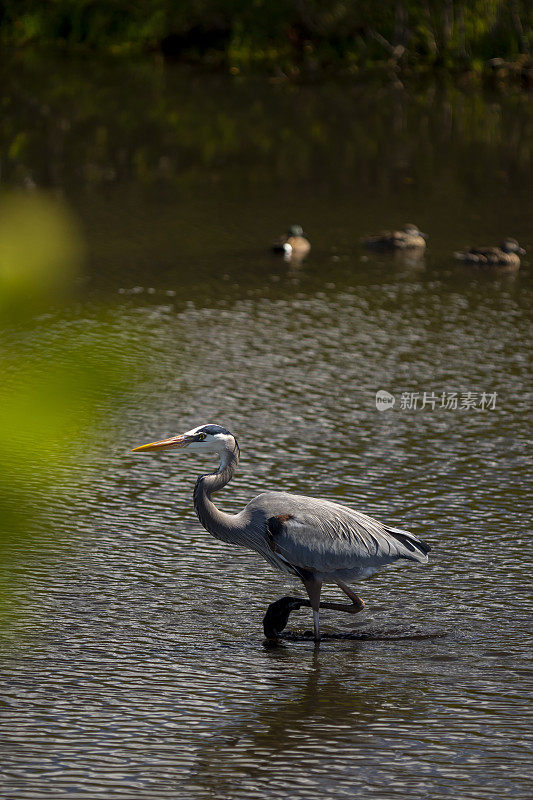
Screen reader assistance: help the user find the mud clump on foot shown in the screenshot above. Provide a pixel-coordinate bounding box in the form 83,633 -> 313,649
263,596 -> 310,639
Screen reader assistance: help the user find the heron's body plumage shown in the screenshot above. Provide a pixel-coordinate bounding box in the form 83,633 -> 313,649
242,491 -> 429,582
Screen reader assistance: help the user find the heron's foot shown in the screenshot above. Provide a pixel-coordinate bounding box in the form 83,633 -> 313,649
319,597 -> 365,615
335,580 -> 365,612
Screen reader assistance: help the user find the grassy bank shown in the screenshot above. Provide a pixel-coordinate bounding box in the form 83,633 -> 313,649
1,1 -> 531,81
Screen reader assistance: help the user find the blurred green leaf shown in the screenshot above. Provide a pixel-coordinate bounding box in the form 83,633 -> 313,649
0,192 -> 83,320
0,193 -> 146,622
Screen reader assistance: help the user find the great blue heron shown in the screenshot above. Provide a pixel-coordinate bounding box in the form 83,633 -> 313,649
132,424 -> 430,640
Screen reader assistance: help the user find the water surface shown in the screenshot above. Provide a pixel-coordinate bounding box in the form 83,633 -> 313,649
0,57 -> 531,799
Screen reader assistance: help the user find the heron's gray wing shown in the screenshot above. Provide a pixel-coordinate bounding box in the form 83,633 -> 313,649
258,492 -> 429,575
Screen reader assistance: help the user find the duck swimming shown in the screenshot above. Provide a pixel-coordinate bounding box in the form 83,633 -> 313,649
454,238 -> 525,269
272,225 -> 311,261
363,224 -> 427,250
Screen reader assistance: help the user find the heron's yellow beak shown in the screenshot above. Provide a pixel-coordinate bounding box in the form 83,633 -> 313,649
131,434 -> 189,453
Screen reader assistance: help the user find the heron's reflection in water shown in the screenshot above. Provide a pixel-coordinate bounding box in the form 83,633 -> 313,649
183,648 -> 425,797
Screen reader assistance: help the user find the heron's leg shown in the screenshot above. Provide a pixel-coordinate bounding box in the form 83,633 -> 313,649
333,580 -> 365,612
303,577 -> 322,641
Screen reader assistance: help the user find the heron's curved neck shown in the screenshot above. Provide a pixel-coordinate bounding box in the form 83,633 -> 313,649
193,443 -> 243,544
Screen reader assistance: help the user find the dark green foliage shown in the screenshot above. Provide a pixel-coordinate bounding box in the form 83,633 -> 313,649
1,1 -> 531,72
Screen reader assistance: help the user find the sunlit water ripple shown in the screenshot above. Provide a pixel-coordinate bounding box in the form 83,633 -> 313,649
1,270 -> 531,799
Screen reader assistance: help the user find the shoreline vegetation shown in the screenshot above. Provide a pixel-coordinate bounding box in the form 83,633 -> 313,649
2,55 -> 532,199
1,1 -> 531,85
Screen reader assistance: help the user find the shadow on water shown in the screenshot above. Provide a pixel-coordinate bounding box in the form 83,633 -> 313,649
267,627 -> 448,644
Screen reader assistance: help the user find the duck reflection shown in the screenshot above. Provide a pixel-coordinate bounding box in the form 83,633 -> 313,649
391,247 -> 426,271
361,244 -> 426,274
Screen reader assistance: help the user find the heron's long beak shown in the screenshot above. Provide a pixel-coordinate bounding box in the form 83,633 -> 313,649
132,434 -> 190,453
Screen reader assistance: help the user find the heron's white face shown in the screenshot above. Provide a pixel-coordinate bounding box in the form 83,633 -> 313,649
132,424 -> 235,454
180,426 -> 235,453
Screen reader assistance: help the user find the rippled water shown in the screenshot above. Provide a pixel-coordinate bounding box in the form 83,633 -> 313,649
1,59 -> 532,799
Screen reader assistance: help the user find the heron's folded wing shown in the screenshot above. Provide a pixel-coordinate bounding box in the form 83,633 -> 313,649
267,503 -> 429,574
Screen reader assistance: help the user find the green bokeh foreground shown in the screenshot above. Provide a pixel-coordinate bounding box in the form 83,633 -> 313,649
0,193 -> 145,622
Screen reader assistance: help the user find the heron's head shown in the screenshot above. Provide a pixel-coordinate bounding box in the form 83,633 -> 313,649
501,238 -> 525,255
132,424 -> 237,455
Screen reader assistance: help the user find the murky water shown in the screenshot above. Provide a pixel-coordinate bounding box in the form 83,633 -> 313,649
1,58 -> 532,799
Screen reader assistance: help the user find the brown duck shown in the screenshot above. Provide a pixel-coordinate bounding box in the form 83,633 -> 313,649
454,238 -> 525,269
272,225 -> 311,260
363,224 -> 427,250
